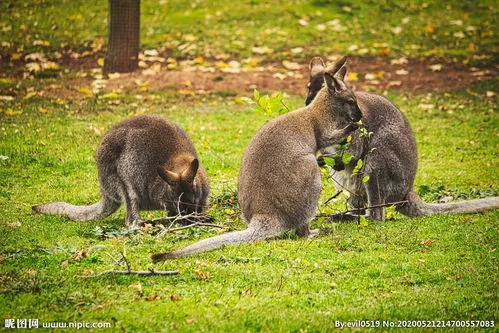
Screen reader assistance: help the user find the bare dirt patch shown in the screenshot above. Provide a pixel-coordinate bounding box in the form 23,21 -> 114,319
3,56 -> 497,100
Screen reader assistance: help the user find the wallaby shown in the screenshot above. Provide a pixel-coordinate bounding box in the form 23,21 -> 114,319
33,114 -> 210,226
152,56 -> 361,261
306,56 -> 499,221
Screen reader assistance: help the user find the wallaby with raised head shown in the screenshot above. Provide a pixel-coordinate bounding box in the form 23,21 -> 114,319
33,114 -> 210,226
152,56 -> 361,260
306,56 -> 499,220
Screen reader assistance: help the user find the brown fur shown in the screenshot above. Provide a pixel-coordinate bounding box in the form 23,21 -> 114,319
33,114 -> 210,226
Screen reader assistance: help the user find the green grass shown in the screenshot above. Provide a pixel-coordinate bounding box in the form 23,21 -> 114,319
0,0 -> 498,331
0,0 -> 497,65
0,84 -> 497,331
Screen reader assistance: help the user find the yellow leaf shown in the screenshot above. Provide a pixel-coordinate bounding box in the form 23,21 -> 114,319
423,24 -> 437,33
101,92 -> 119,99
42,61 -> 60,70
78,87 -> 93,95
10,53 -> 20,61
97,58 -> 105,67
4,108 -> 23,115
39,107 -> 51,114
194,56 -> 204,64
347,72 -> 358,81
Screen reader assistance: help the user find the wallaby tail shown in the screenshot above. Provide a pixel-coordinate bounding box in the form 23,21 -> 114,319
32,198 -> 120,221
399,191 -> 499,217
151,221 -> 282,261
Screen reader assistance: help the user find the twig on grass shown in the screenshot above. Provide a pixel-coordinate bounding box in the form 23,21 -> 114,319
317,200 -> 409,221
76,269 -> 179,278
154,221 -> 225,238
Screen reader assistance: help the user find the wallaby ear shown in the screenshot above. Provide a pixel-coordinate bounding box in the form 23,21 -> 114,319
336,65 -> 347,81
158,167 -> 181,185
325,56 -> 348,92
180,158 -> 199,183
309,57 -> 326,76
324,72 -> 342,92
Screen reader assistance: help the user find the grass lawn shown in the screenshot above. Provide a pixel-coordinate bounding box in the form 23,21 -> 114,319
0,0 -> 498,331
0,85 -> 497,331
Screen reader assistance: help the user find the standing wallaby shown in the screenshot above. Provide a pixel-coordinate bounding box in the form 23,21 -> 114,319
152,56 -> 361,260
33,114 -> 210,226
306,56 -> 499,220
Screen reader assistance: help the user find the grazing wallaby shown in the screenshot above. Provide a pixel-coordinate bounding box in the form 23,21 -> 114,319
306,56 -> 499,220
152,56 -> 361,261
33,114 -> 210,226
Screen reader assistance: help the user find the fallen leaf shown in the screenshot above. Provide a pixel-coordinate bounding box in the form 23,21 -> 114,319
298,19 -> 309,26
82,269 -> 94,276
423,24 -> 437,33
170,295 -> 181,301
391,26 -> 403,35
129,281 -> 143,296
146,294 -> 161,301
78,87 -> 93,95
0,95 -> 14,101
194,270 -> 209,280
25,62 -> 41,73
428,64 -> 443,72
390,57 -> 408,65
4,108 -> 23,115
418,103 -> 434,110
315,24 -> 326,31
347,72 -> 358,81
71,250 -> 88,261
252,46 -> 273,54
282,60 -> 301,70
420,239 -> 433,247
395,69 -> 409,75
6,221 -> 21,228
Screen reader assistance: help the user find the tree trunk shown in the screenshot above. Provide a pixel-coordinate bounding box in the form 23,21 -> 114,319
104,0 -> 140,73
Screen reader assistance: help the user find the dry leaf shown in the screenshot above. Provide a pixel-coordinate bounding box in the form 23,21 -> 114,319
251,46 -> 273,55
391,26 -> 403,35
420,240 -> 433,247
423,24 -> 437,33
418,103 -> 434,110
428,64 -> 443,72
282,60 -> 301,71
194,270 -> 209,280
395,69 -> 409,75
71,250 -> 88,261
170,295 -> 181,302
146,294 -> 161,301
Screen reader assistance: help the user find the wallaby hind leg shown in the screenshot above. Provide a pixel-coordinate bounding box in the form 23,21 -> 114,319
121,184 -> 145,227
364,176 -> 387,221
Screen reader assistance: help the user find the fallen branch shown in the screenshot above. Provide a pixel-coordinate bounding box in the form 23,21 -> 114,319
76,269 -> 179,278
154,221 -> 225,238
317,200 -> 409,220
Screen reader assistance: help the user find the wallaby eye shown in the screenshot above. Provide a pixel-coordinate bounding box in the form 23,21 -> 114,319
306,82 -> 311,88
347,98 -> 355,105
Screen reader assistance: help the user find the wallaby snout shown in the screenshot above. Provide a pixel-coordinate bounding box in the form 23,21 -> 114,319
350,105 -> 362,123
